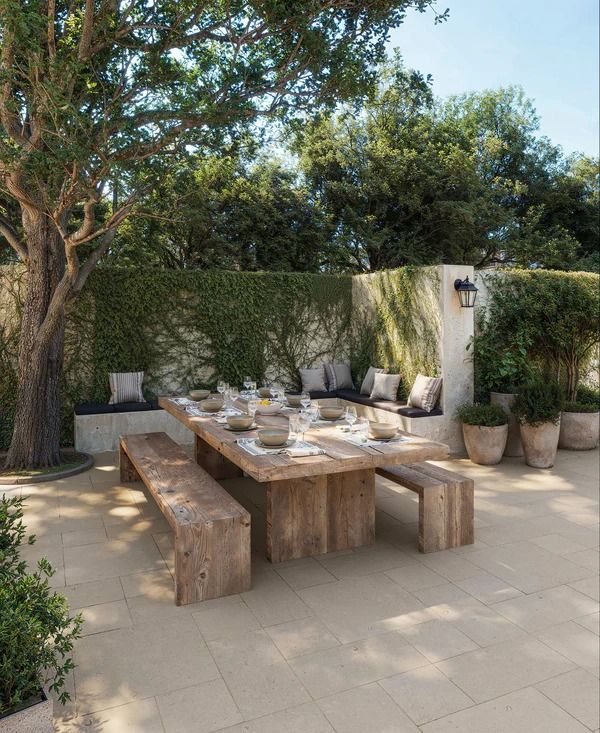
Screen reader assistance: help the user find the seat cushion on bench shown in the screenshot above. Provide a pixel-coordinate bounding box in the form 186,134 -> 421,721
75,400 -> 161,415
309,390 -> 338,400
335,389 -> 442,417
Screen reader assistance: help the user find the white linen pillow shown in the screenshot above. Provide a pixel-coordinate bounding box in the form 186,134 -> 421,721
299,366 -> 328,393
360,366 -> 386,395
408,374 -> 443,412
370,372 -> 401,401
108,371 -> 144,404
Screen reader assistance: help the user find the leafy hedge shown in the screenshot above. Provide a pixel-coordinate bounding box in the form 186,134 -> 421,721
1,266 -> 440,448
474,269 -> 600,401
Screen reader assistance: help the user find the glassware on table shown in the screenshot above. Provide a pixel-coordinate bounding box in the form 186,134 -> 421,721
297,413 -> 311,442
308,403 -> 319,423
345,405 -> 358,429
300,391 -> 311,410
249,381 -> 257,395
356,417 -> 370,443
217,380 -> 226,396
288,413 -> 301,440
247,398 -> 258,419
243,376 -> 252,391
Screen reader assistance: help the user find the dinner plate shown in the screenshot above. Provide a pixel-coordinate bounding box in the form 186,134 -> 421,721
255,438 -> 296,450
224,424 -> 257,432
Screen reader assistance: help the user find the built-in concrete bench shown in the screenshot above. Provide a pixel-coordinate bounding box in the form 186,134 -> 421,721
119,432 -> 251,604
376,462 -> 474,553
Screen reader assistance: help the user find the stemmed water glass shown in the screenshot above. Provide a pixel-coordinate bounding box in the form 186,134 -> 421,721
217,379 -> 226,397
356,417 -> 370,443
300,391 -> 311,410
243,376 -> 252,391
247,398 -> 258,422
345,405 -> 358,430
249,380 -> 257,395
298,412 -> 311,443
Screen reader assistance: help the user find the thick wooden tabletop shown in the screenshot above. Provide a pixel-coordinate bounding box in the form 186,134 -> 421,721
159,396 -> 449,483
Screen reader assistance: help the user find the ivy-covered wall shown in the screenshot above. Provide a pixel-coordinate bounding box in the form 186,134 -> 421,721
0,265 -> 443,449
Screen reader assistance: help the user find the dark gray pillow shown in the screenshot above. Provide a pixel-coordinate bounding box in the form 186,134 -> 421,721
108,371 -> 144,404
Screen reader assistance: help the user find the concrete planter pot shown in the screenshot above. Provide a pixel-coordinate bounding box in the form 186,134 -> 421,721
0,692 -> 53,733
462,423 -> 508,465
490,392 -> 523,457
519,418 -> 560,469
559,411 -> 600,450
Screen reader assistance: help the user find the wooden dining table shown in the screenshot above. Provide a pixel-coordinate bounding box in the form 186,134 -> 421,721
159,396 -> 449,563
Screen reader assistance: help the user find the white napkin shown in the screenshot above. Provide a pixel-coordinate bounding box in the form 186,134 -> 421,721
236,438 -> 324,457
340,433 -> 409,448
286,443 -> 325,457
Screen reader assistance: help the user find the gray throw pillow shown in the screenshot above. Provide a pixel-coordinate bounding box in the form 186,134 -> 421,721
360,366 -> 386,395
108,371 -> 144,404
324,363 -> 354,391
299,366 -> 327,393
370,372 -> 401,401
408,374 -> 443,412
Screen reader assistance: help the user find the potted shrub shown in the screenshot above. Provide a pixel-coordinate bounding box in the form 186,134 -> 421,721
0,495 -> 82,732
559,386 -> 600,451
512,380 -> 563,468
456,403 -> 509,465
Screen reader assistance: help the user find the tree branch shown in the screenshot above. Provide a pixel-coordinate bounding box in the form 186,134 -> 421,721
0,215 -> 28,260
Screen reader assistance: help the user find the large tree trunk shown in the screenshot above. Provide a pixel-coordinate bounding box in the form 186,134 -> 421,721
4,213 -> 67,469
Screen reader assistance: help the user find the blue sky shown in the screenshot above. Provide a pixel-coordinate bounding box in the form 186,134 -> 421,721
388,0 -> 599,156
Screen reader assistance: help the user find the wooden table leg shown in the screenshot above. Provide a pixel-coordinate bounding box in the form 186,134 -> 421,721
266,468 -> 375,563
195,434 -> 244,480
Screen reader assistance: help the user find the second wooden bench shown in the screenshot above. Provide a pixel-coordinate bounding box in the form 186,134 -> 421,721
376,462 -> 474,553
120,431 -> 251,605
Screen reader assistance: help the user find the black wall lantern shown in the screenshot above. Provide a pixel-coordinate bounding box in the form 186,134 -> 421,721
454,276 -> 478,308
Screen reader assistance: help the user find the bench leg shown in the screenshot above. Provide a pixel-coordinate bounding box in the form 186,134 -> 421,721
195,435 -> 244,480
174,516 -> 251,605
418,479 -> 474,553
119,444 -> 140,482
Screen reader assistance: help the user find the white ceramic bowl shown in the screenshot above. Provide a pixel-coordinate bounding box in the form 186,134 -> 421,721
369,422 -> 397,439
256,401 -> 282,415
257,428 -> 289,446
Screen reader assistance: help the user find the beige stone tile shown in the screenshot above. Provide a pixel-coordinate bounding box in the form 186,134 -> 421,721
428,598 -> 527,647
536,621 -> 600,675
62,578 -> 124,610
64,697 -> 165,733
241,569 -> 312,627
298,573 -> 428,643
289,631 -> 428,698
467,540 -> 590,593
400,619 -> 478,662
191,595 -> 261,641
380,666 -> 473,725
569,576 -> 600,602
64,536 -> 167,585
526,515 -> 600,548
454,573 -> 523,605
217,702 -> 335,733
384,562 -> 447,591
126,592 -> 192,626
120,568 -> 174,599
318,682 -> 419,732
104,515 -> 171,541
412,582 -> 472,607
575,611 -> 600,635
275,557 -> 337,590
78,600 -> 133,636
537,668 -> 600,730
207,629 -> 310,719
564,548 -> 600,573
416,553 -> 481,582
421,687 -> 589,733
265,617 -> 340,659
492,585 -> 598,631
156,679 -> 242,733
530,533 -> 589,555
62,526 -> 108,548
74,617 -> 219,714
436,637 -> 576,702
317,543 -> 413,579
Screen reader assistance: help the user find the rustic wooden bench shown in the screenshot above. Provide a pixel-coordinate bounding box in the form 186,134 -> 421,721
119,432 -> 251,605
376,462 -> 474,553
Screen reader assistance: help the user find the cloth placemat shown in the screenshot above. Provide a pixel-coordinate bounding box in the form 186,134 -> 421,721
237,438 -> 325,457
338,432 -> 410,448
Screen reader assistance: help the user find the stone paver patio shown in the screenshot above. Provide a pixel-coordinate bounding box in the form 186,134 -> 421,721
8,447 -> 599,733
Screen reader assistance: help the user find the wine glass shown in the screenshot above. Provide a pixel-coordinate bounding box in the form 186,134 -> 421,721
249,380 -> 257,395
345,405 -> 358,429
247,398 -> 258,421
356,417 -> 370,443
243,376 -> 252,391
217,379 -> 226,397
298,412 -> 311,443
300,391 -> 311,410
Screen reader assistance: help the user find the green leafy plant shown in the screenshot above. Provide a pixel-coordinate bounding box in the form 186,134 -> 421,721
563,401 -> 599,414
0,495 -> 82,716
456,403 -> 508,427
511,379 -> 564,427
575,385 -> 600,409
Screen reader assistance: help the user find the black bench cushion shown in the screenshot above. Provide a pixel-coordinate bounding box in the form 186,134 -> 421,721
75,399 -> 161,415
309,390 -> 338,400
335,389 -> 442,418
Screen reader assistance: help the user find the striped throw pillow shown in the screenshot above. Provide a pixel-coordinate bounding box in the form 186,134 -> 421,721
407,374 -> 443,412
108,371 -> 145,404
